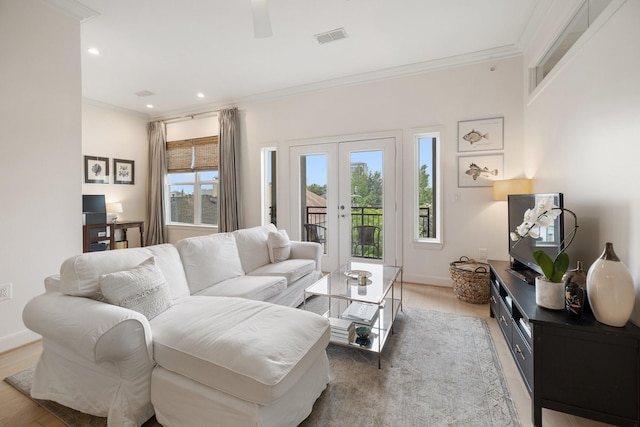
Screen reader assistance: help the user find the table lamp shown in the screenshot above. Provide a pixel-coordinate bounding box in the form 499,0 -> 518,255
107,202 -> 123,223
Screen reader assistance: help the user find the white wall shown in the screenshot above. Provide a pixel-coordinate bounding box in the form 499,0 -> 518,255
0,0 -> 81,351
238,56 -> 526,285
524,0 -> 640,324
82,103 -> 148,247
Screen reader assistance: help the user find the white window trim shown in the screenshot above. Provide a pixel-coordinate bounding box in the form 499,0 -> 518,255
166,171 -> 218,227
413,128 -> 442,248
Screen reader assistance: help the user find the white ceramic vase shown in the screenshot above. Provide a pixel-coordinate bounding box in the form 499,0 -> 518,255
535,276 -> 565,310
586,242 -> 635,327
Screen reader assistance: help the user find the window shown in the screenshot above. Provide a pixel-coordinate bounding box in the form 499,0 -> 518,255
166,136 -> 219,226
261,148 -> 277,226
532,0 -> 611,91
415,131 -> 440,242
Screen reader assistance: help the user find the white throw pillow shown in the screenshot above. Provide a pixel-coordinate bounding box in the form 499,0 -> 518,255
176,233 -> 245,293
99,257 -> 173,320
267,230 -> 291,263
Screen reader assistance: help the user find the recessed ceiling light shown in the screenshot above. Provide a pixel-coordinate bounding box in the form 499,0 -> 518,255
146,104 -> 154,109
197,93 -> 205,98
87,47 -> 100,55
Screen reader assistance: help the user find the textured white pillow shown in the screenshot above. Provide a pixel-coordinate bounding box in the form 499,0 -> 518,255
267,230 -> 291,263
99,257 -> 173,320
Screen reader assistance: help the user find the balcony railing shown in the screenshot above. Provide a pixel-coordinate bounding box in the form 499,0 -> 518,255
303,205 -> 433,259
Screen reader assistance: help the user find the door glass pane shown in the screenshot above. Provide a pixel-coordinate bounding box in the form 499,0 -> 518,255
302,154 -> 327,253
350,150 -> 383,259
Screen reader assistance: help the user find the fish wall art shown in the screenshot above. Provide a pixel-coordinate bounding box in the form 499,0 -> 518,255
457,117 -> 504,152
458,154 -> 504,187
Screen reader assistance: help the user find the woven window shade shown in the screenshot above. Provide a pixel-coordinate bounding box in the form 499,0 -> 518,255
167,136 -> 218,172
194,136 -> 219,170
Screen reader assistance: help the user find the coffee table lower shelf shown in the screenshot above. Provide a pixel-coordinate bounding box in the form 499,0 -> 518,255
324,297 -> 402,368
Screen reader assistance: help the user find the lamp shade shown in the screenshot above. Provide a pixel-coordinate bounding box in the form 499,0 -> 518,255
106,202 -> 123,214
492,179 -> 532,201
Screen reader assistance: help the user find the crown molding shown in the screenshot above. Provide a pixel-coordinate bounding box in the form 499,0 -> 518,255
241,44 -> 523,104
153,44 -> 523,120
82,98 -> 151,119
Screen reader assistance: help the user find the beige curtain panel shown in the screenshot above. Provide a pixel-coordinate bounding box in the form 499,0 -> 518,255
218,107 -> 239,232
146,121 -> 168,245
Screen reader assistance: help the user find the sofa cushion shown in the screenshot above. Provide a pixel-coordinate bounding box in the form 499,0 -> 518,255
233,224 -> 277,273
267,230 -> 291,263
147,244 -> 191,299
151,297 -> 330,405
60,244 -> 189,301
193,275 -> 286,301
100,257 -> 173,320
176,233 -> 245,294
248,259 -> 315,285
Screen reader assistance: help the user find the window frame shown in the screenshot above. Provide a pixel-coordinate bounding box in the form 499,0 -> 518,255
261,147 -> 277,226
530,0 -> 614,93
413,130 -> 442,245
167,170 -> 219,227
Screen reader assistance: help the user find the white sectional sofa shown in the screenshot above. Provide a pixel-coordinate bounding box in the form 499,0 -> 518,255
23,224 -> 330,427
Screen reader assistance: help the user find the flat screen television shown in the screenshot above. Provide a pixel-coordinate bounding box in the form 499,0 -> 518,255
507,193 -> 564,285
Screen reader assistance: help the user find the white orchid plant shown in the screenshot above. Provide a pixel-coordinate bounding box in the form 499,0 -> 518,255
510,196 -> 578,283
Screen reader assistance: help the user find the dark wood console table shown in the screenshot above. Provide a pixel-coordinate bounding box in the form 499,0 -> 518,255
83,221 -> 144,253
114,220 -> 144,246
489,260 -> 640,427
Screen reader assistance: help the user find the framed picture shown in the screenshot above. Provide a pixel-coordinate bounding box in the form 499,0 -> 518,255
458,154 -> 504,187
113,158 -> 135,185
458,117 -> 504,152
84,155 -> 109,184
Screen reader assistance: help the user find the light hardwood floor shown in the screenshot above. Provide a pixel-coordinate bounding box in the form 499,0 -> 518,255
1,283 -> 614,427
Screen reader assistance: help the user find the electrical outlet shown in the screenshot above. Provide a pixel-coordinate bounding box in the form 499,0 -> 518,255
0,283 -> 12,301
479,248 -> 488,262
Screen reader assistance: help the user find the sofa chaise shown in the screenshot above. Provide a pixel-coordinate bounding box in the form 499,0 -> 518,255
22,224 -> 330,427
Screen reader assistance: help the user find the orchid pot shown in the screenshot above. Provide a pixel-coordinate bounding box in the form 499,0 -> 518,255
535,276 -> 565,310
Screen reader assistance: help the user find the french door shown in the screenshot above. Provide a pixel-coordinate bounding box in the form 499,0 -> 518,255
289,137 -> 396,272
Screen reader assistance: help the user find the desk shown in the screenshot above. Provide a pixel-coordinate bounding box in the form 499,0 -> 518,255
83,223 -> 114,253
83,221 -> 144,253
114,220 -> 144,247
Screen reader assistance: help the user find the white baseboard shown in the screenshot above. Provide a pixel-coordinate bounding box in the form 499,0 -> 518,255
0,329 -> 40,354
402,273 -> 452,287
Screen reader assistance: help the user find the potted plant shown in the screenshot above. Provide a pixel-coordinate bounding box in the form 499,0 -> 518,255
510,196 -> 578,309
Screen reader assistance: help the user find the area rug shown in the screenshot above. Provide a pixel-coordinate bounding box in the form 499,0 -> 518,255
5,307 -> 519,427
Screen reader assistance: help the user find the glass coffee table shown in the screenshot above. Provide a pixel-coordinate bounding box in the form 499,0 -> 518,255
303,261 -> 403,368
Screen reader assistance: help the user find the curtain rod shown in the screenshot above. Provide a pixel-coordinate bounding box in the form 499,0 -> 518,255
160,110 -> 219,124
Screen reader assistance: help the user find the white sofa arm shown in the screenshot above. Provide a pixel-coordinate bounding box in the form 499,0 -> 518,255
290,241 -> 322,271
23,291 -> 153,363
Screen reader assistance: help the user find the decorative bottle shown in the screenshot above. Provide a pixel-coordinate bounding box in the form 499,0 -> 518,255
586,243 -> 635,327
563,261 -> 588,319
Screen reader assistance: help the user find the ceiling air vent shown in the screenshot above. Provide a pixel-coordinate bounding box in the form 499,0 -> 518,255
46,0 -> 100,22
315,28 -> 348,44
134,90 -> 156,97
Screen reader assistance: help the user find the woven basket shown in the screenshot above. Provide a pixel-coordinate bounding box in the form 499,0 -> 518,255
449,256 -> 490,304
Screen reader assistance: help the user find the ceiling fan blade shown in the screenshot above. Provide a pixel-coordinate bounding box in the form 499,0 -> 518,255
251,0 -> 272,38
